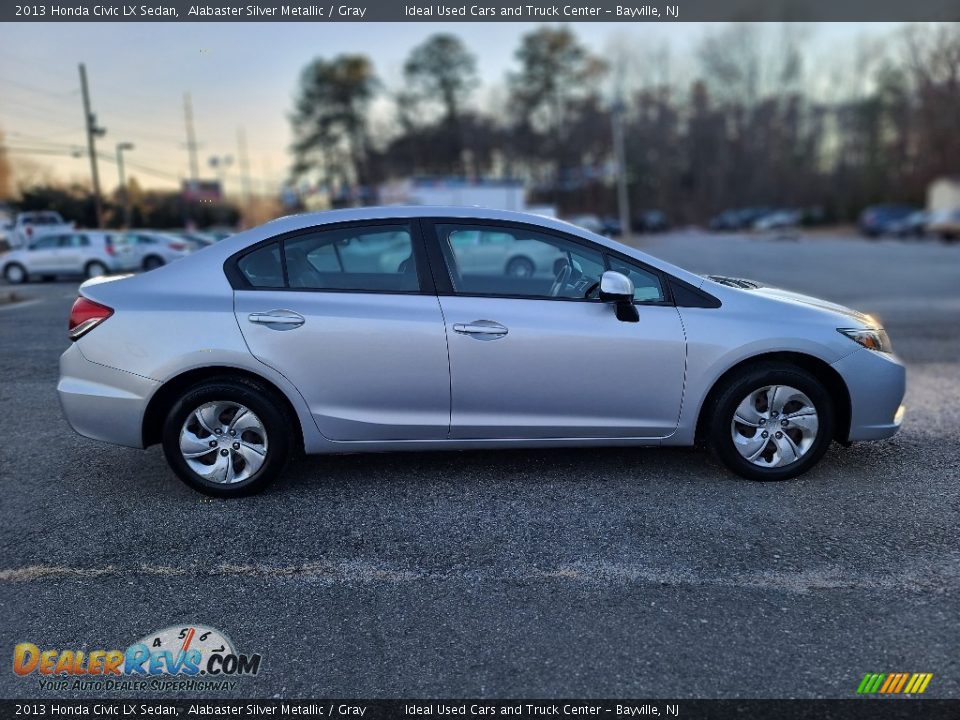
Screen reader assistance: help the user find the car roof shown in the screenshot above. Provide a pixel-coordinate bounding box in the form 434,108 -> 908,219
209,205 -> 705,288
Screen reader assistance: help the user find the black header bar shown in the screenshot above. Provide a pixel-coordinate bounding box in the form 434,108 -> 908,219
4,0 -> 960,22
3,700 -> 960,719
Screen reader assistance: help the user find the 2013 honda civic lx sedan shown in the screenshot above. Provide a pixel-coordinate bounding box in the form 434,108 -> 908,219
57,207 -> 906,496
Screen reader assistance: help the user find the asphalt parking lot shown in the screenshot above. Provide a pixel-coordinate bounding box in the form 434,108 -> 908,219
0,231 -> 958,699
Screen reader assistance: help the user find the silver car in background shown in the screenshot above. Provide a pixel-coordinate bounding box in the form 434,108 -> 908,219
2,230 -> 139,283
58,207 -> 906,496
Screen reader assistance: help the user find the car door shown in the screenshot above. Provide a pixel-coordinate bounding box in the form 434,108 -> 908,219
424,219 -> 687,440
230,221 -> 451,442
58,233 -> 89,272
25,235 -> 63,272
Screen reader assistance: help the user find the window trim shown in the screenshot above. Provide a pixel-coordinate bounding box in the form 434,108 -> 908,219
224,219 -> 436,295
420,217 -> 676,306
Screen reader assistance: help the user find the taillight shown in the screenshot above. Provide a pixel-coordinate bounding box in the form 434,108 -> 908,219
169,242 -> 187,251
25,226 -> 33,237
68,297 -> 113,341
105,239 -> 115,255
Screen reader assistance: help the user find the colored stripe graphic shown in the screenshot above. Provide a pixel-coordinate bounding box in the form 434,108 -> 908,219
858,672 -> 933,694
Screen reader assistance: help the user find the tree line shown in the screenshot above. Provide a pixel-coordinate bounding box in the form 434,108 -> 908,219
290,23 -> 960,223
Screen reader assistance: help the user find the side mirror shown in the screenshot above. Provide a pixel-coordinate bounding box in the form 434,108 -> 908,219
599,270 -> 639,323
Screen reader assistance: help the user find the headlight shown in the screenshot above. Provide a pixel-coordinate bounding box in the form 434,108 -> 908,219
837,327 -> 892,353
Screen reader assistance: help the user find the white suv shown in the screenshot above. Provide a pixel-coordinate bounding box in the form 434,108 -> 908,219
1,231 -> 139,283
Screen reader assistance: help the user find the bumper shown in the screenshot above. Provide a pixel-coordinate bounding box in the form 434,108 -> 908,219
831,348 -> 906,441
58,344 -> 158,448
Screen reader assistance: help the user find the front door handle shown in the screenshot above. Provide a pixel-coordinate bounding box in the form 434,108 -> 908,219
453,320 -> 509,339
248,309 -> 305,330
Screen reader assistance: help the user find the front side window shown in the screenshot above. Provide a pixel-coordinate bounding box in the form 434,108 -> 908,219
284,224 -> 417,292
436,223 -> 605,300
607,257 -> 665,303
30,236 -> 60,250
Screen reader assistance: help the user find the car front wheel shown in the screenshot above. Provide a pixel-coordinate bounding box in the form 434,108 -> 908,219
161,378 -> 294,497
708,364 -> 834,481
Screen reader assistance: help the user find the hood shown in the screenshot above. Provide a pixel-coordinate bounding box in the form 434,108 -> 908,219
706,275 -> 877,326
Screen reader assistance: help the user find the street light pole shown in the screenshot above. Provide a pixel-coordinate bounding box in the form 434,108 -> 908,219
116,142 -> 134,228
611,98 -> 631,244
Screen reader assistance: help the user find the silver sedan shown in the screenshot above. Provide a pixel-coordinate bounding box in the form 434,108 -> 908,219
58,207 -> 906,496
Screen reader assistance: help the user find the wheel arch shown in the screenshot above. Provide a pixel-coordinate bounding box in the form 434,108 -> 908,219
694,351 -> 851,445
142,365 -> 306,451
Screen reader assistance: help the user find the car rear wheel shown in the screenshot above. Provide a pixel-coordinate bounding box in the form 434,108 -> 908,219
143,255 -> 164,271
708,363 -> 834,481
85,261 -> 108,279
161,378 -> 294,497
3,263 -> 27,284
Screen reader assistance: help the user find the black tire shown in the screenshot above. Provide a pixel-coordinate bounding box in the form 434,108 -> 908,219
161,377 -> 294,497
84,261 -> 108,279
143,255 -> 164,271
707,363 -> 834,481
505,256 -> 534,278
3,263 -> 28,284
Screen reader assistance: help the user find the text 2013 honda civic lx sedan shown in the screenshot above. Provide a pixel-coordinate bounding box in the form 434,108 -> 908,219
58,207 -> 906,496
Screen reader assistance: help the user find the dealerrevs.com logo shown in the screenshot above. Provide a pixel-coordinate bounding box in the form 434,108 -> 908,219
12,625 -> 263,692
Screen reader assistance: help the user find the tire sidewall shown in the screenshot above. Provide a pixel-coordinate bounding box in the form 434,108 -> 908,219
506,256 -> 534,277
85,261 -> 108,279
161,379 -> 292,497
710,365 -> 835,481
4,263 -> 27,284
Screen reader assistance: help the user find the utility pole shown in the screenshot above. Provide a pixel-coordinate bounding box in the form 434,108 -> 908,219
116,142 -> 134,228
611,98 -> 631,244
183,92 -> 200,229
237,127 -> 252,205
183,92 -> 199,183
79,63 -> 106,228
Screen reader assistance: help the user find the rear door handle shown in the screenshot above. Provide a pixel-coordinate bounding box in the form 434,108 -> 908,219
453,320 -> 509,339
248,309 -> 305,330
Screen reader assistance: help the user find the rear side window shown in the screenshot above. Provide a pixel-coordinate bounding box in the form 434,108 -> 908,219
285,225 -> 417,292
237,243 -> 284,288
232,224 -> 419,293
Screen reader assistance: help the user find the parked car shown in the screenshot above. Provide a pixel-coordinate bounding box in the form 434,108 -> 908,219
445,227 -> 564,278
600,217 -> 623,237
205,227 -> 236,241
566,214 -> 604,234
1,231 -> 138,283
118,231 -> 193,270
753,209 -> 802,231
633,210 -> 669,233
708,207 -> 772,232
10,211 -> 74,248
58,207 -> 906,497
858,205 -> 919,237
926,209 -> 960,240
887,210 -> 929,238
175,231 -> 219,250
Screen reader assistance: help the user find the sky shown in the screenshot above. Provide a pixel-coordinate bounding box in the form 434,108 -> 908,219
0,22 -> 909,196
